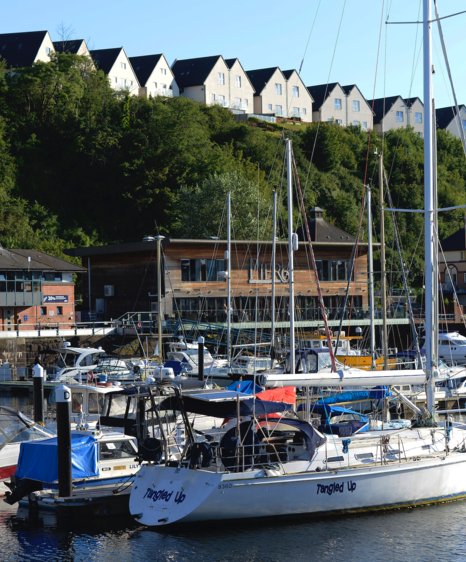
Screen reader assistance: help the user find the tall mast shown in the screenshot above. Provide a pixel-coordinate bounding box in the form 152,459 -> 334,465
271,190 -> 277,350
379,153 -> 389,369
367,184 -> 376,369
226,191 -> 232,365
286,139 -> 296,372
423,0 -> 437,415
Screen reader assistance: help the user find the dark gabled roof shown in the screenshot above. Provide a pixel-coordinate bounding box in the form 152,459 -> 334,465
282,69 -> 295,80
341,84 -> 356,95
129,54 -> 163,86
172,55 -> 222,88
246,67 -> 281,95
53,39 -> 85,54
298,208 -> 356,243
441,228 -> 466,251
404,96 -> 422,107
0,30 -> 49,68
225,58 -> 237,69
436,105 -> 465,129
89,48 -> 122,73
369,96 -> 402,122
306,83 -> 339,109
0,249 -> 85,272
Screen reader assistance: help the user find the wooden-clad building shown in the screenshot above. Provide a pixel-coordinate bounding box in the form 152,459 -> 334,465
67,208 -> 370,326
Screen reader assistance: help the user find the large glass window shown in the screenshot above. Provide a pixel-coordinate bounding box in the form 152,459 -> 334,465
316,260 -> 351,281
181,259 -> 225,282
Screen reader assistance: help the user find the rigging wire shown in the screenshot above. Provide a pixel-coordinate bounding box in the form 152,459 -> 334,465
433,0 -> 466,155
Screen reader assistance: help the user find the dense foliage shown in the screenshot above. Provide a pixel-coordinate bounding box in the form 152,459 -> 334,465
0,53 -> 464,288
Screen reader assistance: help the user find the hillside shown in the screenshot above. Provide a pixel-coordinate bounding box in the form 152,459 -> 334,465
0,53 -> 465,289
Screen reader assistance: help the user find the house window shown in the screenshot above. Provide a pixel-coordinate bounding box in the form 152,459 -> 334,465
292,86 -> 299,98
415,112 -> 423,123
275,83 -> 283,95
464,272 -> 466,284
302,108 -> 307,115
234,97 -> 241,108
275,105 -> 283,115
462,119 -> 466,130
292,107 -> 300,117
334,98 -> 342,110
40,307 -> 47,316
57,306 -> 63,316
267,104 -> 273,111
161,68 -> 167,75
336,119 -> 343,125
154,82 -> 158,89
121,62 -> 126,69
353,120 -> 360,126
181,259 -> 225,282
235,75 -> 241,87
396,111 -> 404,122
352,100 -> 360,112
362,121 -> 368,130
218,72 -> 225,85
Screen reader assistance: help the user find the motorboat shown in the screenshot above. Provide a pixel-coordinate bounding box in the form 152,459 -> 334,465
0,406 -> 54,484
164,338 -> 230,379
4,429 -> 140,511
429,332 -> 466,366
46,343 -> 106,383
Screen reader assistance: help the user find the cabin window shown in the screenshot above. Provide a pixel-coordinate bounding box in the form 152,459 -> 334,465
352,100 -> 360,112
72,393 -> 84,413
99,439 -> 137,460
88,393 -> 105,414
327,456 -> 344,463
355,453 -> 374,460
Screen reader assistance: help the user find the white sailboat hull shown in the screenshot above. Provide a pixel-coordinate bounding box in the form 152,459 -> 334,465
130,452 -> 466,526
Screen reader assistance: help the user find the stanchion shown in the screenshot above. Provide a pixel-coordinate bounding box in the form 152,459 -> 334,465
32,363 -> 45,424
198,336 -> 205,381
55,385 -> 72,497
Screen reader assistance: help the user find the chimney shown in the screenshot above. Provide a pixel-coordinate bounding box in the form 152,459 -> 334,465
308,207 -> 324,241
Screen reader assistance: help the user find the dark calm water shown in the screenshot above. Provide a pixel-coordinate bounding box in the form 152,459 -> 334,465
2,394 -> 466,561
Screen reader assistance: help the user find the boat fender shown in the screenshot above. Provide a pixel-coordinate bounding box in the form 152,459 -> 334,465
342,438 -> 351,454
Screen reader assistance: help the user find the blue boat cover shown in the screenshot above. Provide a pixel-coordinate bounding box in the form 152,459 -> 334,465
226,380 -> 262,394
15,434 -> 98,483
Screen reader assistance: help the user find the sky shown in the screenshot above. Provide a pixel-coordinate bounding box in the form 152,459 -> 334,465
2,0 -> 465,109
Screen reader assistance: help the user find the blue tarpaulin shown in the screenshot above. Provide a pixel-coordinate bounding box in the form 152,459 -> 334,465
15,433 -> 99,484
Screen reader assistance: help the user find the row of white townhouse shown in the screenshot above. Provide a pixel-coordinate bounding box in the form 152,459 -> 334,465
1,30 -> 465,142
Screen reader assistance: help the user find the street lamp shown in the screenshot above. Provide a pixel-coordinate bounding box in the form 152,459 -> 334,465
155,235 -> 165,360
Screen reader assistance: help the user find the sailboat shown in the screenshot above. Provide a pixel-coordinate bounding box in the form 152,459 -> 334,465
128,1 -> 466,527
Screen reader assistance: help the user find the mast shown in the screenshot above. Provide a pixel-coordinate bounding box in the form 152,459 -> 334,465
379,153 -> 389,369
226,191 -> 232,365
286,139 -> 296,372
366,184 -> 376,369
271,190 -> 277,350
423,0 -> 437,416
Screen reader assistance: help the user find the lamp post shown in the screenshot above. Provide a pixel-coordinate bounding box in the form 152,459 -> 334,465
156,235 -> 165,360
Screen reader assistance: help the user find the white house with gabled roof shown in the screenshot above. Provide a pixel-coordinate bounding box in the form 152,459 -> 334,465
130,53 -> 179,98
90,47 -> 139,96
282,69 -> 313,122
